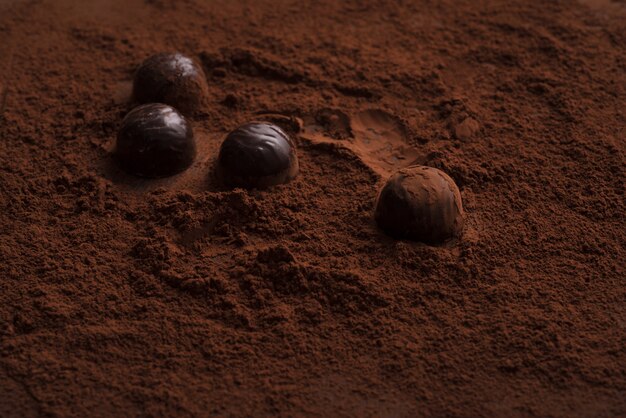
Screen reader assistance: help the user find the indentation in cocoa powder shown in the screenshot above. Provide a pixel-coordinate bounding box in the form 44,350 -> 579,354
301,109 -> 422,178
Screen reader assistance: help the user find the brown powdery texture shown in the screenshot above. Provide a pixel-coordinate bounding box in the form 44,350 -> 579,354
0,0 -> 625,417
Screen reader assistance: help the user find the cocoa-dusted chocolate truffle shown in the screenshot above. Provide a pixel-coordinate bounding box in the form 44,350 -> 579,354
216,122 -> 299,189
115,103 -> 196,178
133,52 -> 208,115
375,166 -> 464,244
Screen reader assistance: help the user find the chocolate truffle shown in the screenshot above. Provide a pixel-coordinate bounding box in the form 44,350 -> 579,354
216,122 -> 299,189
115,103 -> 196,178
133,52 -> 208,115
375,166 -> 464,244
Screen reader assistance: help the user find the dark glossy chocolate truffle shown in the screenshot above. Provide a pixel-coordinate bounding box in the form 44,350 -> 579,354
375,166 -> 464,244
133,53 -> 208,115
115,103 -> 196,178
216,122 -> 299,189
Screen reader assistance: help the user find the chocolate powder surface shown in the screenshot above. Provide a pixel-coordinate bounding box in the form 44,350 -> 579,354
0,0 -> 625,417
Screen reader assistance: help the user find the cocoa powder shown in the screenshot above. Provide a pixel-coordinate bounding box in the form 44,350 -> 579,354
0,0 -> 625,417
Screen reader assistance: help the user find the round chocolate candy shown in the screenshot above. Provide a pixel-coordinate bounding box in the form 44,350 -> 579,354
216,122 -> 299,189
115,103 -> 196,178
375,166 -> 464,244
133,52 -> 208,115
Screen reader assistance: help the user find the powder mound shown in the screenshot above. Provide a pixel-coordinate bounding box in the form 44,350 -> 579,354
256,245 -> 297,264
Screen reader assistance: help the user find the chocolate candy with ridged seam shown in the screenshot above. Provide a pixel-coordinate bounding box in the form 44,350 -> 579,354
216,122 -> 299,189
115,103 -> 196,178
133,52 -> 208,115
375,166 -> 464,244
